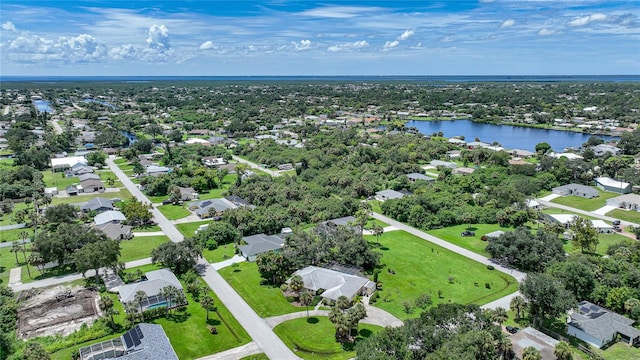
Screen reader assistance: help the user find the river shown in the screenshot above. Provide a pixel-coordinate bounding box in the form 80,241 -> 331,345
405,119 -> 617,152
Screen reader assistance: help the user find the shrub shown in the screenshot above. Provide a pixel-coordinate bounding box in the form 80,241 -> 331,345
279,283 -> 289,292
485,283 -> 491,289
285,296 -> 296,303
486,265 -> 494,270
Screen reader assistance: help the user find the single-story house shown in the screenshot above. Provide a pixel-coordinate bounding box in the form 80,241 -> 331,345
102,147 -> 118,156
448,138 -> 466,146
509,327 -> 559,360
239,233 -> 286,261
452,167 -> 476,175
508,159 -> 529,166
549,152 -> 583,160
78,323 -> 178,360
290,266 -> 376,302
188,129 -> 211,136
466,141 -> 490,149
606,194 -> 640,211
51,156 -> 87,171
79,178 -> 106,193
188,198 -> 238,219
66,185 -> 79,196
65,164 -> 94,177
316,216 -> 359,236
406,173 -> 435,182
78,173 -> 101,182
484,230 -> 505,239
592,144 -> 621,156
591,220 -> 614,234
595,177 -> 632,194
185,138 -> 211,146
510,149 -> 536,158
79,197 -> 114,213
177,186 -> 199,201
145,165 -> 171,177
96,222 -> 133,240
118,269 -> 185,312
546,213 -> 578,226
446,150 -> 461,159
552,184 -> 599,198
45,187 -> 58,196
526,199 -> 544,210
375,189 -> 410,202
94,210 -> 127,226
567,301 -> 640,348
202,156 -> 227,167
430,160 -> 457,169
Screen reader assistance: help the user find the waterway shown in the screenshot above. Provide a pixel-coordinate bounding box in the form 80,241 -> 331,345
405,119 -> 617,152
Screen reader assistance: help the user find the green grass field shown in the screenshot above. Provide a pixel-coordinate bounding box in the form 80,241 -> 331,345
42,170 -> 79,190
95,169 -> 123,188
550,190 -> 618,211
202,245 -> 237,264
0,202 -> 28,227
562,233 -> 632,256
240,354 -> 268,360
119,235 -> 169,263
274,317 -> 381,360
218,261 -> 301,317
427,223 -> 516,257
596,342 -> 640,360
0,247 -> 21,286
606,209 -> 640,224
157,204 -> 192,220
0,227 -> 28,243
542,208 -> 598,220
367,230 -> 518,320
176,220 -> 211,238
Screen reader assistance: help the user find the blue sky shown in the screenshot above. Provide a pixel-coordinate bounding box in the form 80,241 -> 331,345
1,0 -> 638,76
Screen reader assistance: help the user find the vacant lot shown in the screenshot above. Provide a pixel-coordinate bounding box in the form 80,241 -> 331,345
42,170 -> 79,190
427,223 -> 516,257
551,190 -> 618,211
367,231 -> 518,320
119,235 -> 169,263
157,204 -> 191,220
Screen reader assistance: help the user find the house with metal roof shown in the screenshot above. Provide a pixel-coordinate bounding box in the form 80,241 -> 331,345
94,210 -> 127,226
552,183 -> 599,198
239,233 -> 286,261
594,177 -> 631,194
290,266 -> 375,302
429,160 -> 457,169
78,323 -> 178,360
567,301 -> 640,348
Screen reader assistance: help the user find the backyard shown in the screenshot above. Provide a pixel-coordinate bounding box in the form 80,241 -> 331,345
42,170 -> 79,190
274,317 -> 381,360
218,261 -> 301,317
366,230 -> 518,320
119,235 -> 170,263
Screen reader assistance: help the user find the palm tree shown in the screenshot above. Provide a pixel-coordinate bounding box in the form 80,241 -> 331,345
522,346 -> 542,360
328,306 -> 342,324
335,315 -> 351,342
491,307 -> 509,326
372,225 -> 384,244
510,295 -> 526,320
624,298 -> 640,315
134,290 -> 147,321
299,291 -> 313,318
124,302 -> 138,323
336,295 -> 351,311
161,285 -> 178,312
288,275 -> 304,295
19,230 -> 29,262
99,296 -> 117,326
201,295 -> 215,321
495,333 -> 513,360
11,241 -> 21,265
554,341 -> 573,360
348,302 -> 367,334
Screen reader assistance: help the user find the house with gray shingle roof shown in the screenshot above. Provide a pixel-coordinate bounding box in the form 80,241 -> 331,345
290,266 -> 375,302
96,222 -> 132,240
78,323 -> 178,360
188,198 -> 237,219
567,301 -> 640,348
375,189 -> 410,202
118,269 -> 185,311
406,173 -> 435,182
552,183 -> 599,198
78,197 -> 114,213
239,233 -> 286,261
94,210 -> 126,226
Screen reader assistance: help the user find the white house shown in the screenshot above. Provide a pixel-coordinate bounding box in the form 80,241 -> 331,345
594,177 -> 631,194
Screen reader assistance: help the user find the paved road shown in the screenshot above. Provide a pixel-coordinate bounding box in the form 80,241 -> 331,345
0,238 -> 30,248
196,341 -> 261,360
50,119 -> 63,135
536,198 -> 639,228
106,156 -> 184,242
0,223 -> 26,232
198,261 -> 300,360
481,291 -> 522,310
232,155 -> 281,177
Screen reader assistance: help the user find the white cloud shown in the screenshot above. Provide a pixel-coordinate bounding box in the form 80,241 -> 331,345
537,28 -> 557,36
146,24 -> 170,50
567,13 -> 607,27
301,6 -> 383,19
108,44 -> 138,60
2,21 -> 16,32
7,34 -> 107,62
398,30 -> 414,40
500,19 -> 515,28
383,40 -> 399,50
199,41 -> 217,50
327,40 -> 369,52
439,35 -> 455,43
292,39 -> 312,51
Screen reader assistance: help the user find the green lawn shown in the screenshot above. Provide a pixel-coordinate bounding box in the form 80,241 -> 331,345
96,169 -> 123,188
50,189 -> 132,205
542,208 -> 598,220
147,194 -> 169,203
365,218 -> 388,228
596,342 -> 640,360
562,233 -> 632,256
369,200 -> 382,214
367,231 -> 518,320
0,202 -> 27,226
119,236 -> 169,263
132,224 -> 162,232
218,261 -> 301,317
157,204 -> 191,220
0,227 -> 28,243
606,209 -> 640,224
176,220 -> 211,238
0,247 -> 22,286
202,245 -> 237,263
240,354 -> 269,360
551,189 -> 619,211
274,317 -> 381,360
427,223 -> 516,257
42,170 -> 79,190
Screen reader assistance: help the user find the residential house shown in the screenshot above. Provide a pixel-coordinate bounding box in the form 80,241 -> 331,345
188,198 -> 237,219
549,152 -> 584,160
289,266 -> 376,302
78,197 -> 114,213
316,216 -> 359,236
65,163 -> 94,177
66,185 -> 79,196
430,160 -> 457,169
96,222 -> 133,240
78,324 -> 178,360
78,173 -> 101,182
118,269 -> 186,312
546,213 -> 578,226
446,150 -> 461,159
225,195 -> 254,209
94,210 -> 127,226
567,301 -> 640,348
202,156 -> 227,167
188,129 -> 210,136
595,177 -> 631,194
375,189 -> 410,202
51,156 -> 87,171
239,233 -> 287,261
448,138 -> 466,146
208,136 -> 227,145
526,199 -> 544,210
591,220 -> 614,234
452,167 -> 476,175
510,149 -> 536,158
510,327 -> 559,360
466,141 -> 490,149
145,165 -> 171,177
592,144 -> 621,156
606,194 -> 640,211
102,147 -> 118,156
177,186 -> 199,201
552,184 -> 599,198
79,178 -> 105,193
185,138 -> 211,146
406,173 -> 435,182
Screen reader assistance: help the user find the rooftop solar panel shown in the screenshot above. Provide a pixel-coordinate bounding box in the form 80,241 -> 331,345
123,331 -> 134,349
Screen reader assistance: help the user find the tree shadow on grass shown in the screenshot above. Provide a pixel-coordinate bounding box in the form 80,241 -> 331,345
306,317 -> 319,324
358,329 -> 373,338
166,310 -> 190,323
206,318 -> 221,326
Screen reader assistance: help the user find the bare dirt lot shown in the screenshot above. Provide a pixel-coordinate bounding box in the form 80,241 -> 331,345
17,285 -> 100,339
